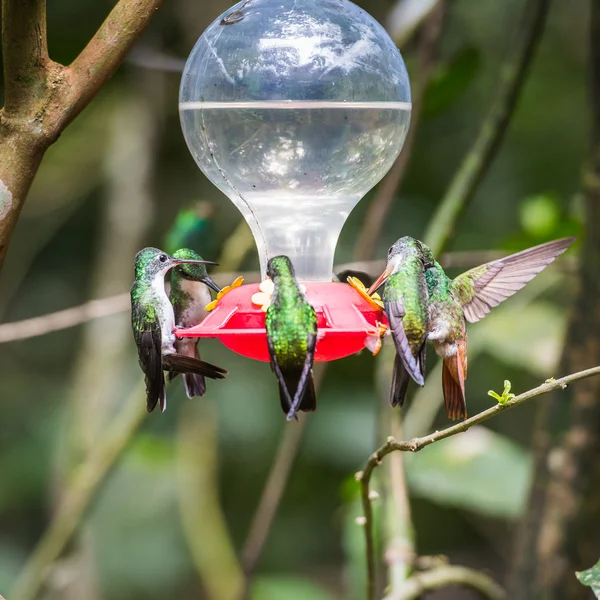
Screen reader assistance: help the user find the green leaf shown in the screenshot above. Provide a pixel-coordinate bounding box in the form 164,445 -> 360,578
488,380 -> 516,405
250,575 -> 336,600
405,426 -> 531,518
423,46 -> 481,118
576,560 -> 600,597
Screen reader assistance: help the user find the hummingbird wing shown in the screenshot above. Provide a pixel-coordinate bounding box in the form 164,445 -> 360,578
390,354 -> 411,407
138,328 -> 166,413
384,293 -> 425,386
452,237 -> 575,323
266,334 -> 295,412
286,331 -> 318,421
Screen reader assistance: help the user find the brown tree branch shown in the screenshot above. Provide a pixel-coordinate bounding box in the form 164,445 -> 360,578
1,0 -> 50,115
423,0 -> 551,255
0,0 -> 166,271
354,1 -> 447,261
61,0 -> 167,130
382,565 -> 506,600
357,366 -> 600,600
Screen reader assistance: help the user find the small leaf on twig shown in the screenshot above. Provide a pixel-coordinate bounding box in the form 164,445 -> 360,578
488,380 -> 516,405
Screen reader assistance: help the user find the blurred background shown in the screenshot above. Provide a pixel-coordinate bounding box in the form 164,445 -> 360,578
0,0 -> 589,599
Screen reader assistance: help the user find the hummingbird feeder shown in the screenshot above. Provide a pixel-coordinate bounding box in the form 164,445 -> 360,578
177,0 -> 411,362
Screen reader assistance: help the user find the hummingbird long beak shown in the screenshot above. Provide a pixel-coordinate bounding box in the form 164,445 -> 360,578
173,258 -> 219,266
367,265 -> 393,295
202,275 -> 221,293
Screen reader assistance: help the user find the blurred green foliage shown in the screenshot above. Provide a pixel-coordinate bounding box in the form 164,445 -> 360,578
0,0 -> 587,598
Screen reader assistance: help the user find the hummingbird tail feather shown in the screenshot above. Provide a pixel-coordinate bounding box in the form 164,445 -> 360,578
278,381 -> 294,414
163,353 -> 227,380
419,342 -> 427,378
168,340 -> 206,396
390,354 -> 410,407
286,370 -> 317,420
280,370 -> 317,420
184,344 -> 207,397
183,373 -> 207,397
442,346 -> 467,421
145,370 -> 166,413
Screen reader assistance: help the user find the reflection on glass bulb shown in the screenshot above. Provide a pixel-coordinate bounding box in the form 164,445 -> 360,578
180,0 -> 412,281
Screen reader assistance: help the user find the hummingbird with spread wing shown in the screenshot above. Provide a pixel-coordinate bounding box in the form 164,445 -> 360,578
265,255 -> 318,421
169,248 -> 222,398
131,247 -> 227,412
370,237 -> 575,420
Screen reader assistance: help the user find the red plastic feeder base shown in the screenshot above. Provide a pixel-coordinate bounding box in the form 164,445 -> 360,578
174,282 -> 386,362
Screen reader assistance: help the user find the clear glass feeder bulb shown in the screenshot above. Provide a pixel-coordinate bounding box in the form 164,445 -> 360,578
180,0 -> 411,281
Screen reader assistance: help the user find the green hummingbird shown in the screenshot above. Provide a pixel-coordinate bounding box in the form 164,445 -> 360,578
265,255 -> 318,420
131,247 -> 227,412
368,237 -> 434,406
169,248 -> 222,398
371,237 -> 575,420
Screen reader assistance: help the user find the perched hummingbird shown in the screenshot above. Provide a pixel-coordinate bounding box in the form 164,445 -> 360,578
368,237 -> 434,407
371,237 -> 575,420
265,255 -> 318,420
168,248 -> 222,398
131,247 -> 227,412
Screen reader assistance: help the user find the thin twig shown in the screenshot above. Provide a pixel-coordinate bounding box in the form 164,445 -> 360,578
382,565 -> 506,600
241,420 -> 308,574
423,0 -> 551,256
355,1 -> 447,261
10,222 -> 250,600
1,251 -> 559,344
10,383 -> 148,600
358,0 -> 552,596
357,366 -> 600,600
0,294 -> 131,343
238,365 -> 327,598
177,404 -> 244,600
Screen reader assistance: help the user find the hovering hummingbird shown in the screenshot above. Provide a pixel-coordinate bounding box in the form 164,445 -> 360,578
168,248 -> 222,398
367,237 -> 435,407
370,237 -> 575,420
265,255 -> 318,420
131,247 -> 227,412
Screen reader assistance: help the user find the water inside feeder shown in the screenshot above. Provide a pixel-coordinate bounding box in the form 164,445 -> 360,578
180,100 -> 411,280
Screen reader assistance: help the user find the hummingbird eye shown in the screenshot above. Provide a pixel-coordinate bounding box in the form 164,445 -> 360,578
159,254 -> 168,263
